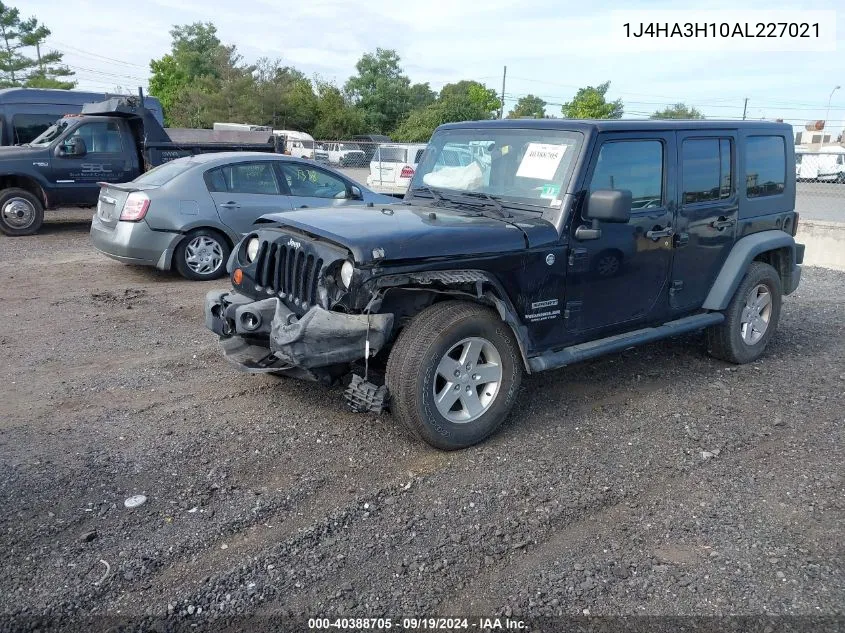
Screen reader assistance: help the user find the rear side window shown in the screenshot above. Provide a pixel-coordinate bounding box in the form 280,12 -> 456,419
681,138 -> 733,204
135,159 -> 196,185
205,162 -> 281,195
375,147 -> 407,163
12,113 -> 59,144
745,136 -> 786,198
589,140 -> 663,210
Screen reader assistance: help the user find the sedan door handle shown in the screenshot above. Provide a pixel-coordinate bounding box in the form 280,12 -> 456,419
646,226 -> 674,240
711,216 -> 736,230
298,205 -> 309,208
219,202 -> 240,209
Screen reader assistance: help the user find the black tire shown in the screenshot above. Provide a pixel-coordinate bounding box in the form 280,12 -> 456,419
0,188 -> 44,236
386,300 -> 523,450
173,229 -> 231,281
707,261 -> 782,364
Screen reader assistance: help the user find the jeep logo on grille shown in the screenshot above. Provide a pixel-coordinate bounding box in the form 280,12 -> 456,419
287,238 -> 301,249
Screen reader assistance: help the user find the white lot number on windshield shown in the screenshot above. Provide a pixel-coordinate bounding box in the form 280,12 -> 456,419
516,143 -> 567,180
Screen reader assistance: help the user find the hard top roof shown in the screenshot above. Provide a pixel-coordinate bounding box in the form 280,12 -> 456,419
438,118 -> 792,133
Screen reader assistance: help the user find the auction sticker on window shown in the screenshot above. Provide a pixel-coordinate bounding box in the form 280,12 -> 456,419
540,183 -> 560,199
516,143 -> 567,180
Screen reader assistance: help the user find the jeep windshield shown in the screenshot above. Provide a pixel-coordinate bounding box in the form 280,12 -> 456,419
30,120 -> 70,147
409,128 -> 583,212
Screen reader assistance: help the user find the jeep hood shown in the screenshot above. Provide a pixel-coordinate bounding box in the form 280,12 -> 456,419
257,203 -> 559,264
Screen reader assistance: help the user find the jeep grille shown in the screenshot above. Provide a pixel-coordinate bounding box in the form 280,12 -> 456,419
254,240 -> 323,310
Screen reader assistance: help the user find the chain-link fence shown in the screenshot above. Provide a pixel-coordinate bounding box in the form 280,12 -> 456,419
795,150 -> 845,224
315,140 -> 427,195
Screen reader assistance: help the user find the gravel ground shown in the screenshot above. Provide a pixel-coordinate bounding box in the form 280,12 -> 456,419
0,210 -> 843,631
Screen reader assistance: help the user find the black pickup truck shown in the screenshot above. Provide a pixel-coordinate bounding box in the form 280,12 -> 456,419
0,95 -> 282,236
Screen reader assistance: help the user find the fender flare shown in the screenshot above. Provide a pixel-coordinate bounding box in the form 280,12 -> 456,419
702,230 -> 797,311
0,172 -> 49,206
371,269 -> 534,373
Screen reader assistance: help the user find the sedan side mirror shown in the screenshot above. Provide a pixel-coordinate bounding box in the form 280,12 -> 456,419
349,185 -> 363,200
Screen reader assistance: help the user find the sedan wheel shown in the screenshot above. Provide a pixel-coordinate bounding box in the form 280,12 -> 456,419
185,236 -> 224,276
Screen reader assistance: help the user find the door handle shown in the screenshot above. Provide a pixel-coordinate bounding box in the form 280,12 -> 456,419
711,216 -> 735,230
298,205 -> 309,208
646,226 -> 674,240
219,202 -> 240,209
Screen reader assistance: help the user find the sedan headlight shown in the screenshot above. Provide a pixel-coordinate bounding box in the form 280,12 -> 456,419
340,260 -> 354,289
245,237 -> 260,263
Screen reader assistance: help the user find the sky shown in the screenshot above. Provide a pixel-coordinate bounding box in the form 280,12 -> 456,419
23,0 -> 845,136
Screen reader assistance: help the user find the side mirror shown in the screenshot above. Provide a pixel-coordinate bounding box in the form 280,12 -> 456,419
576,189 -> 632,241
349,185 -> 363,200
586,189 -> 632,223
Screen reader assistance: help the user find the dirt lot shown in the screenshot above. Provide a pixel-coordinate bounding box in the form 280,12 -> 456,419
1,210 -> 843,630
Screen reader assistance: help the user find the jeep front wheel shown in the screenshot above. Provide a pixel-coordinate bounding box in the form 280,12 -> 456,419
707,261 -> 782,364
0,188 -> 44,236
386,301 -> 523,450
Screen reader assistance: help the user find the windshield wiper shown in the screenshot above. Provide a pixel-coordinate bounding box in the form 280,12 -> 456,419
458,191 -> 511,218
409,185 -> 443,202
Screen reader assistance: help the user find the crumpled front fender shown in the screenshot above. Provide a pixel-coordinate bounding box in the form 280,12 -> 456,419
270,301 -> 393,368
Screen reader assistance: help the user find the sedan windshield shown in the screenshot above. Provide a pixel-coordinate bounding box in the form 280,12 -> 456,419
30,120 -> 69,147
410,128 -> 583,210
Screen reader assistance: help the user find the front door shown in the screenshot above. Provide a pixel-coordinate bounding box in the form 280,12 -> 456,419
565,133 -> 676,335
50,120 -> 132,205
277,163 -> 361,209
206,161 -> 294,235
670,131 -> 738,311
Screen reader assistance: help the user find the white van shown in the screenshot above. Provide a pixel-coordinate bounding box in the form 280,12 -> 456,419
796,148 -> 845,182
274,130 -> 316,160
366,143 -> 427,194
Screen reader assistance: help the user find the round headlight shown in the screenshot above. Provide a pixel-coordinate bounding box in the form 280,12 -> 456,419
245,237 -> 260,263
340,260 -> 354,289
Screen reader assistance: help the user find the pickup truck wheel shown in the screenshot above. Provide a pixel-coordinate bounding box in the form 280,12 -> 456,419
707,261 -> 782,364
174,229 -> 231,281
0,188 -> 44,236
386,301 -> 523,450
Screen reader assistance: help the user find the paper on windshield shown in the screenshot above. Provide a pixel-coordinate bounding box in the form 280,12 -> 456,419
515,143 -> 567,180
423,162 -> 484,190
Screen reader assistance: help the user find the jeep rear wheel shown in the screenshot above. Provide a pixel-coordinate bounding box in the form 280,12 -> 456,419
386,301 -> 523,450
0,188 -> 44,236
707,261 -> 782,364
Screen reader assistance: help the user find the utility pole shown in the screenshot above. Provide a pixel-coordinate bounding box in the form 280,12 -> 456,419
499,65 -> 507,119
742,97 -> 748,120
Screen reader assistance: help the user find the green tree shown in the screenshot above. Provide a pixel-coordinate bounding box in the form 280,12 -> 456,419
313,80 -> 364,139
0,2 -> 74,88
507,94 -> 547,119
149,22 -> 225,123
344,48 -> 412,133
650,103 -> 704,119
439,80 -> 500,117
561,81 -> 623,119
254,59 -> 318,131
409,82 -> 436,110
393,80 -> 499,142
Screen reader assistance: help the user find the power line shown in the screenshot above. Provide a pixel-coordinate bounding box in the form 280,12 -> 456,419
46,40 -> 147,69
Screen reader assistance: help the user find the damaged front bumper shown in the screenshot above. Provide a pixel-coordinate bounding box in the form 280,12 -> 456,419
204,290 -> 393,378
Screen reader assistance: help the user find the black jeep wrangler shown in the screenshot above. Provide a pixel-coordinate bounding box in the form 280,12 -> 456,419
205,119 -> 804,450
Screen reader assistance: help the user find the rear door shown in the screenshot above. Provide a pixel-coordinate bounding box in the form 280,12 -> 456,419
277,162 -> 361,209
670,131 -> 737,311
371,146 -> 403,186
206,161 -> 293,234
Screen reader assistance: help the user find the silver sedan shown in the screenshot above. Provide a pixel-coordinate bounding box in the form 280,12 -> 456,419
90,152 -> 395,280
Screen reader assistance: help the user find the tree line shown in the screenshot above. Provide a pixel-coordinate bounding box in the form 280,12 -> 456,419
0,5 -> 707,140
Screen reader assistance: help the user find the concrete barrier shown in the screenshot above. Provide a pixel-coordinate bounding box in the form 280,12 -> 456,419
797,220 -> 845,271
